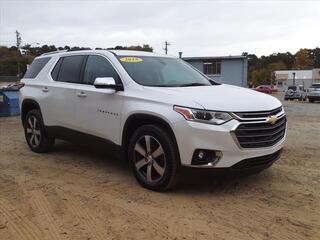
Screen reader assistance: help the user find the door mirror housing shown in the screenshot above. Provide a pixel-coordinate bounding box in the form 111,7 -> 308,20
93,77 -> 123,91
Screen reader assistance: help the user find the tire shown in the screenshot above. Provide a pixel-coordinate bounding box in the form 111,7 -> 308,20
128,124 -> 179,191
24,109 -> 55,153
309,99 -> 314,103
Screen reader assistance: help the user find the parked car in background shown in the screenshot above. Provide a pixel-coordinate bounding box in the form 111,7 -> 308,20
270,85 -> 278,93
284,85 -> 307,101
254,85 -> 273,94
307,83 -> 320,103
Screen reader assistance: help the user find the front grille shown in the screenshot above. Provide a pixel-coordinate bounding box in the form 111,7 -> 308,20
234,116 -> 286,148
234,107 -> 282,119
231,150 -> 282,169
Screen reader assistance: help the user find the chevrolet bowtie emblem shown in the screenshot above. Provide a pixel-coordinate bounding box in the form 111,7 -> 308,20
267,115 -> 278,125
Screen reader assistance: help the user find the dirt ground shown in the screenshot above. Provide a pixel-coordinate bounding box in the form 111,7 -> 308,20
0,97 -> 319,240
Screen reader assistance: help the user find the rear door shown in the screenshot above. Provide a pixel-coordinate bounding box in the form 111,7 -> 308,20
45,55 -> 85,129
74,54 -> 123,144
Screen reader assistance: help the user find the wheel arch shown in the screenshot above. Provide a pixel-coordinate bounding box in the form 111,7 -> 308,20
21,99 -> 42,127
121,113 -> 180,163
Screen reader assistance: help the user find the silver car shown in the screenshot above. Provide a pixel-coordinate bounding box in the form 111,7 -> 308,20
307,83 -> 320,103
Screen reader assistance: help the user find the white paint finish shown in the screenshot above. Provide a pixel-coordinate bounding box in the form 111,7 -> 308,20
20,50 -> 286,168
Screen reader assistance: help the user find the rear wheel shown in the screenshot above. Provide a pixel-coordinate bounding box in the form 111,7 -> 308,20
128,125 -> 178,191
24,109 -> 55,153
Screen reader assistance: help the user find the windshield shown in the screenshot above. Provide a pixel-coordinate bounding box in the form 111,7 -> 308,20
117,56 -> 212,87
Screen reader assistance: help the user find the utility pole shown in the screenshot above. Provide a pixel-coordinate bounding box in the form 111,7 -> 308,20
15,30 -> 22,77
292,72 -> 296,86
15,30 -> 21,49
163,41 -> 170,55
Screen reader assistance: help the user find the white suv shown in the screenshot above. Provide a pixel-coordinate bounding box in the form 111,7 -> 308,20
20,50 -> 286,191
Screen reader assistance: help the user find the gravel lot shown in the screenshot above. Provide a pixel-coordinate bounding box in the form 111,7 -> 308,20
0,96 -> 319,240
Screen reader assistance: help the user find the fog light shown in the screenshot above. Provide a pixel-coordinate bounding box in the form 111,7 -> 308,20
198,151 -> 205,159
192,149 -> 222,166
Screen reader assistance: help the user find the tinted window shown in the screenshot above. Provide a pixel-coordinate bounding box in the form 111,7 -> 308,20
24,57 -> 51,78
288,86 -> 297,91
58,55 -> 84,83
51,58 -> 63,81
83,55 -> 120,85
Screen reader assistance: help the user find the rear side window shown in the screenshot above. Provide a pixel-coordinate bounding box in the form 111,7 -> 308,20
83,55 -> 121,85
51,58 -> 63,81
24,57 -> 51,78
57,55 -> 85,83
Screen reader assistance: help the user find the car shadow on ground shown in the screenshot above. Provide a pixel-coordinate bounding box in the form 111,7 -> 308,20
50,139 -> 274,194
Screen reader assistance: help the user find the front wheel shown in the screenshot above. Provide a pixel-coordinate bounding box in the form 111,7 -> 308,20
128,125 -> 179,191
24,109 -> 55,153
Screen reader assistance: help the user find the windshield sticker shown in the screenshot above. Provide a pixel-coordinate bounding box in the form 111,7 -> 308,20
120,57 -> 143,63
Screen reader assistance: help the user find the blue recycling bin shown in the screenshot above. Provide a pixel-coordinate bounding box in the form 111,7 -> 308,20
0,90 -> 20,117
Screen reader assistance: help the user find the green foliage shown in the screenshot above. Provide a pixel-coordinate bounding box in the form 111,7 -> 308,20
107,44 -> 153,52
0,44 -> 153,77
247,48 -> 319,86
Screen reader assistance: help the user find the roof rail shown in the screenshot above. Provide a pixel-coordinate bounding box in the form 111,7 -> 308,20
41,50 -> 68,56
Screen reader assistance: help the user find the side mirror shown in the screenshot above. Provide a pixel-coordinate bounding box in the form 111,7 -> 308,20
93,77 -> 123,91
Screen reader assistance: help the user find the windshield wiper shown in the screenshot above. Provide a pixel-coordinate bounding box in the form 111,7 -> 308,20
178,83 -> 209,87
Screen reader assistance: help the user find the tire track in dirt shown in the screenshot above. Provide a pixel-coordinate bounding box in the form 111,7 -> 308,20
13,171 -> 172,239
28,190 -> 65,240
0,199 -> 43,240
58,190 -> 110,240
60,187 -> 171,239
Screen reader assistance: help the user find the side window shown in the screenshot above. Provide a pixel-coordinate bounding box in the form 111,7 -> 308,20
51,58 -> 63,81
58,55 -> 85,83
83,55 -> 121,85
24,57 -> 51,79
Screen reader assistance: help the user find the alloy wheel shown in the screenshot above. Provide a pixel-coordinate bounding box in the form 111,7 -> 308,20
26,115 -> 41,148
133,135 -> 166,183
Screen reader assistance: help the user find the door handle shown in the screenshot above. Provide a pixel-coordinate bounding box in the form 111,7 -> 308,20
77,92 -> 87,98
42,87 -> 49,93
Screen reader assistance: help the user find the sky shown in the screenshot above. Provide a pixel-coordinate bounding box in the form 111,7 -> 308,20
0,0 -> 319,57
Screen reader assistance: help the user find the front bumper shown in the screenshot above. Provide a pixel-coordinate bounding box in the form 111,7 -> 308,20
307,93 -> 320,100
173,117 -> 286,168
285,95 -> 301,99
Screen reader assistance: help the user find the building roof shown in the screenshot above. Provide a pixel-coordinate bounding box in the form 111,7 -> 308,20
183,55 -> 246,61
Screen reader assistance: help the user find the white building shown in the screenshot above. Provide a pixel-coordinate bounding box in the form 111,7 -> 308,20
274,69 -> 320,91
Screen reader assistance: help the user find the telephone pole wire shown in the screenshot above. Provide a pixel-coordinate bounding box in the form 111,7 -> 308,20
163,41 -> 171,55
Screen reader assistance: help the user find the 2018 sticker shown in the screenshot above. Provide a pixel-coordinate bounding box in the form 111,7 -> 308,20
120,57 -> 143,63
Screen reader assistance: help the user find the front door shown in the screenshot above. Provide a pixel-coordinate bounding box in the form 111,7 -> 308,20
74,55 -> 123,145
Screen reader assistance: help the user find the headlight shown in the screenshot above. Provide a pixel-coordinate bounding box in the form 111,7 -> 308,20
174,106 -> 233,125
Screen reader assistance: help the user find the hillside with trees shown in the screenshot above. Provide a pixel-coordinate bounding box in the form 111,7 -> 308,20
0,44 -> 153,78
244,48 -> 320,87
0,44 -> 319,87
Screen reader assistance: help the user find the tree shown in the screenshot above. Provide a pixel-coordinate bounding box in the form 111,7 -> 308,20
108,44 -> 153,52
294,49 -> 314,70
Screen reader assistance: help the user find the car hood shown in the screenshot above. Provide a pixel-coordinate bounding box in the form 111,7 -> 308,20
145,84 -> 282,112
